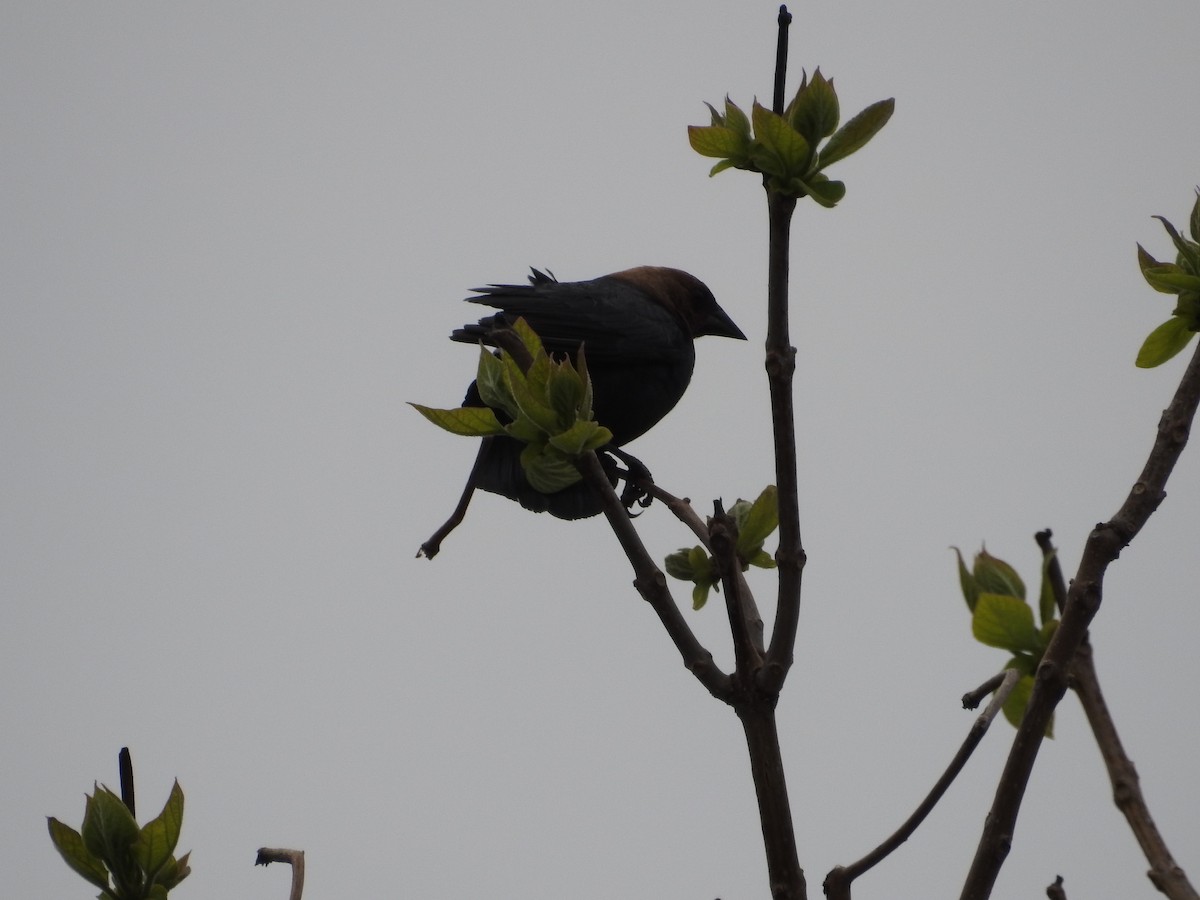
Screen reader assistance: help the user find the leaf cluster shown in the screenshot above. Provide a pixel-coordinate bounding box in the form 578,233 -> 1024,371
411,318 -> 613,493
954,547 -> 1059,733
687,69 -> 894,206
47,781 -> 190,900
665,486 -> 779,609
1136,191 -> 1200,367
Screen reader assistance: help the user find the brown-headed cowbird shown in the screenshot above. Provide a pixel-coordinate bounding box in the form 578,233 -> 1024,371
419,266 -> 744,556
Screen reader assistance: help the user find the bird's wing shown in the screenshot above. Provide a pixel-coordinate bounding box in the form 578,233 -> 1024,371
452,274 -> 692,364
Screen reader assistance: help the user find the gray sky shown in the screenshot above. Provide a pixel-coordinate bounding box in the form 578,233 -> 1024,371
4,2 -> 1198,898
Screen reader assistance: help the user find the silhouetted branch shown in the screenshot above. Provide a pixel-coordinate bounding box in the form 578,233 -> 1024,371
256,848 -> 305,900
577,451 -> 733,701
1034,532 -> 1199,900
824,670 -> 1019,900
961,339 -> 1200,900
962,673 -> 1007,710
118,747 -> 135,818
710,503 -> 764,673
761,192 -> 804,696
772,5 -> 793,115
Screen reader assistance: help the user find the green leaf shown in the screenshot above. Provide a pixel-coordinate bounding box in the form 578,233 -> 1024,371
819,97 -> 895,169
724,96 -> 751,140
998,667 -> 1054,737
519,443 -> 582,493
409,403 -> 505,437
688,124 -> 747,159
787,69 -> 840,144
665,548 -> 701,581
1001,672 -> 1034,729
734,485 -> 779,560
546,360 -> 585,428
1136,316 -> 1194,368
973,593 -> 1040,653
48,818 -> 111,891
708,158 -> 740,176
746,548 -> 777,569
577,344 -> 594,420
799,174 -> 846,208
1152,215 -> 1200,273
82,788 -> 140,865
83,788 -> 142,896
665,546 -> 718,609
158,851 -> 191,891
1137,245 -> 1180,293
136,781 -> 183,881
703,101 -> 725,126
476,345 -> 518,417
953,547 -> 979,612
1144,269 -> 1200,293
1190,189 -> 1200,243
1037,549 -> 1058,626
547,419 -> 601,455
974,549 -> 1025,600
752,101 -> 813,179
509,316 -> 545,361
503,355 -> 559,434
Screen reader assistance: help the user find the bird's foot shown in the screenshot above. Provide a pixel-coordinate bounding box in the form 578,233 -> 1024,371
606,447 -> 655,516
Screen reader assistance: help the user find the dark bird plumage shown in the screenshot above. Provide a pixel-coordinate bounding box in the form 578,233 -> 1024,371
418,266 -> 744,557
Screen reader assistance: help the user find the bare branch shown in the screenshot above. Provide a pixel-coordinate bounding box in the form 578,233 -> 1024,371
761,192 -> 805,695
576,451 -> 732,701
709,504 -> 764,673
824,670 -> 1020,900
1035,531 -> 1198,900
961,340 -> 1200,900
256,848 -> 305,900
962,673 -> 1007,711
649,483 -> 767,652
118,747 -> 135,818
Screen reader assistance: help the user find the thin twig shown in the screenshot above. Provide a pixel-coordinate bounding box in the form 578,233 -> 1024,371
960,340 -> 1200,900
647,483 -> 710,546
760,192 -> 803,695
118,747 -> 135,818
962,673 -> 1007,710
1036,533 -> 1199,900
256,848 -> 305,900
772,5 -> 793,115
824,670 -> 1020,900
709,504 -> 764,673
759,10 -> 804,689
649,483 -> 766,652
576,451 -> 732,701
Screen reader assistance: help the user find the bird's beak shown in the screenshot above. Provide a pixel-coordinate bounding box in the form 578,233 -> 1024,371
700,306 -> 748,341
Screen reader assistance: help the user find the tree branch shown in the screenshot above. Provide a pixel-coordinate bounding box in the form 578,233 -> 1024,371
960,340 -> 1200,900
1034,531 -> 1199,900
576,452 -> 733,701
738,702 -> 806,900
256,848 -> 305,900
824,670 -> 1020,900
761,190 -> 805,694
710,504 -> 765,674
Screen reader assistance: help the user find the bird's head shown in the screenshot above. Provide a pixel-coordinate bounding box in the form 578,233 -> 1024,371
610,266 -> 747,341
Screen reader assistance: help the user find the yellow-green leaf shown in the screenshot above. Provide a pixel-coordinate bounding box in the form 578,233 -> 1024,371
1136,316 -> 1194,368
410,403 -> 505,436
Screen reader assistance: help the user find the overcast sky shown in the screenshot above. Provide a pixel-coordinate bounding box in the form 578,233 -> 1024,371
4,3 -> 1199,898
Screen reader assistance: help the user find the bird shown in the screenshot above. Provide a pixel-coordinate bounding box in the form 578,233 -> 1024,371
419,266 -> 745,557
